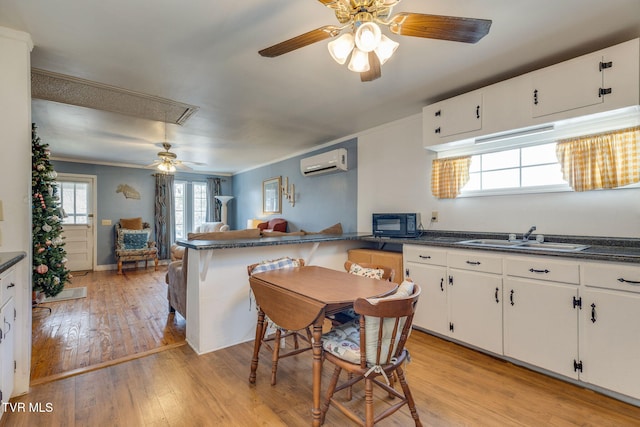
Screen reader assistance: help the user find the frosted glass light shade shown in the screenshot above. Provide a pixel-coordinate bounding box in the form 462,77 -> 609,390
374,34 -> 399,65
354,22 -> 381,52
328,33 -> 355,65
348,48 -> 370,72
158,161 -> 176,173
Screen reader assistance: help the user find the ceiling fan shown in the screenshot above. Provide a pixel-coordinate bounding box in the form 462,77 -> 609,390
148,143 -> 193,173
259,0 -> 492,82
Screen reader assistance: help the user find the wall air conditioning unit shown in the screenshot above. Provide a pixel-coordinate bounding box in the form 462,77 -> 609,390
300,148 -> 348,176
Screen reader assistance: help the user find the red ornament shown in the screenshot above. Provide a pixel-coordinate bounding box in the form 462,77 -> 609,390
36,264 -> 49,274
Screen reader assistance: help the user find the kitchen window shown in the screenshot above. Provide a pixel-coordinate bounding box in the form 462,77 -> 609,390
459,142 -> 571,196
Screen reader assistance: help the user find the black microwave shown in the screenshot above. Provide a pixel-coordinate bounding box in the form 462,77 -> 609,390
372,213 -> 420,238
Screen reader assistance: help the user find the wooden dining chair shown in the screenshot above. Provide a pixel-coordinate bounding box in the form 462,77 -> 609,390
321,282 -> 422,426
247,257 -> 313,386
344,260 -> 395,282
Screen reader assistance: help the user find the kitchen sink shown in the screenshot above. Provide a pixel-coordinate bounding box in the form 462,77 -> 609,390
520,242 -> 590,251
457,239 -> 590,252
458,239 -> 527,248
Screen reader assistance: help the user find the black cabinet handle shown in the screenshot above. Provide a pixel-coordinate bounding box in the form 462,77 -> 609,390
435,110 -> 441,117
618,277 -> 640,285
529,268 -> 550,274
440,277 -> 444,292
466,261 -> 481,266
590,303 -> 597,323
494,287 -> 500,303
510,289 -> 515,306
6,283 -> 15,289
476,105 -> 480,119
419,255 -> 431,259
435,127 -> 441,134
533,89 -> 539,105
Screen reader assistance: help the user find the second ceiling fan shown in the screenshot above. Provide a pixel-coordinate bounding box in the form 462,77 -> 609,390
259,0 -> 492,82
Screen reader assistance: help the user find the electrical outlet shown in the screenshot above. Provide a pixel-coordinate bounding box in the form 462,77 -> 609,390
431,211 -> 439,222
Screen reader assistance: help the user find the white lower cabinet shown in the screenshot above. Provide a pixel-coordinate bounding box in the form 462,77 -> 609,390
0,297 -> 15,407
404,244 -> 640,403
449,268 -> 503,354
403,246 -> 448,335
579,262 -> 640,400
504,277 -> 579,379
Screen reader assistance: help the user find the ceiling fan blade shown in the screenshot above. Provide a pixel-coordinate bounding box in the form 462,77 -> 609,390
146,160 -> 162,167
360,52 -> 382,82
259,26 -> 342,57
175,161 -> 193,170
387,13 -> 492,44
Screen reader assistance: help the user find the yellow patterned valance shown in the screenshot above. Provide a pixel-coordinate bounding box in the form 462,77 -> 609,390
431,156 -> 472,199
556,126 -> 640,192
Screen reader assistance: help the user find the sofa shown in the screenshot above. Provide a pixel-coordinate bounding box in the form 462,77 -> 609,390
166,228 -> 261,319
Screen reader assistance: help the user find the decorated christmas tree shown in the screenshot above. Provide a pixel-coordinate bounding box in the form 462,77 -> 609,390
32,123 -> 71,297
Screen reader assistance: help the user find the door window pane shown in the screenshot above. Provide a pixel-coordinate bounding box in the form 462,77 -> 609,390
58,181 -> 89,224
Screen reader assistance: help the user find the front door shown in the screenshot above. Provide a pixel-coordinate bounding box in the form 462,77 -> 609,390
57,174 -> 96,272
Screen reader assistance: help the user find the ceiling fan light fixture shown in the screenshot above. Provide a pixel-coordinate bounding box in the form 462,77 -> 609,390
354,22 -> 382,52
374,34 -> 399,65
328,33 -> 355,65
348,48 -> 370,73
157,160 -> 176,173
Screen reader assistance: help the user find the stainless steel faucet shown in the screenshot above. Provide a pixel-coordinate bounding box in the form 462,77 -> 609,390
523,225 -> 537,241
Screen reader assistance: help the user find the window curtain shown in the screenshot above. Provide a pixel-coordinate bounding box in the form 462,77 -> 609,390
154,173 -> 174,260
205,177 -> 222,222
431,156 -> 472,199
556,126 -> 640,192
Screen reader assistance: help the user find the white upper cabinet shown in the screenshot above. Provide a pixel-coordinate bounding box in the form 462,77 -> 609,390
423,38 -> 640,150
423,91 -> 482,143
531,52 -> 604,118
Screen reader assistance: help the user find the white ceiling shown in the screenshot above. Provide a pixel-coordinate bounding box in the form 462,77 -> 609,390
0,0 -> 639,175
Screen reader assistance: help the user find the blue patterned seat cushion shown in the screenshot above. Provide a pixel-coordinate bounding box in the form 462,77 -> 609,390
322,319 -> 361,364
118,229 -> 150,250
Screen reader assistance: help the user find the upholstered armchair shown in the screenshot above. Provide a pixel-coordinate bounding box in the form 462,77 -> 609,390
114,218 -> 159,274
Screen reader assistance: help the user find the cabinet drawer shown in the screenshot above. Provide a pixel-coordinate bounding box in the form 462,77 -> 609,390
448,251 -> 502,274
0,267 -> 17,305
582,262 -> 640,293
403,245 -> 447,266
506,257 -> 579,284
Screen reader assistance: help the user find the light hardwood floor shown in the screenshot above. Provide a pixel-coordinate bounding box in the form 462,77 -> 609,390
5,269 -> 639,426
30,267 -> 185,383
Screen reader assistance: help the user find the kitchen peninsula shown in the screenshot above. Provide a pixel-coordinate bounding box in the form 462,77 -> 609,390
176,232 -> 367,354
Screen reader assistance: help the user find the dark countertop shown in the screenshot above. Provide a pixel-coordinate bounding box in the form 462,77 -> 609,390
360,231 -> 640,264
176,232 -> 370,250
0,251 -> 27,274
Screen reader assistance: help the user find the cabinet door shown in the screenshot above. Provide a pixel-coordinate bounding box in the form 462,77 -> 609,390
405,262 -> 448,335
504,278 -> 579,379
424,91 -> 482,143
581,288 -> 640,400
449,269 -> 503,355
0,297 -> 15,405
531,52 -> 603,118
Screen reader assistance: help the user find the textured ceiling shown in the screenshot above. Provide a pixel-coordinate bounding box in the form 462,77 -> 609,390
0,0 -> 639,175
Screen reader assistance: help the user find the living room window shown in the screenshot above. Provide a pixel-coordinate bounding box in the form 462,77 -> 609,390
173,180 -> 209,239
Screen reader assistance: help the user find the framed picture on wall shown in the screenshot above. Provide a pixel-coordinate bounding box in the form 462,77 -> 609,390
263,176 -> 282,214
